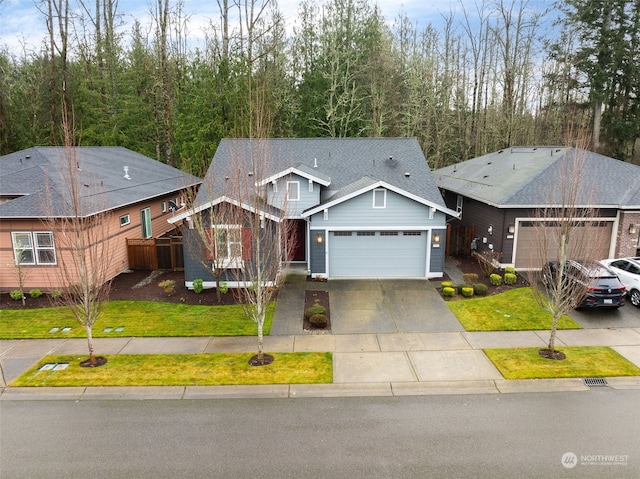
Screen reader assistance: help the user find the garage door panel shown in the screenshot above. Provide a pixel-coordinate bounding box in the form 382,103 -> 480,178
515,221 -> 612,269
329,231 -> 426,278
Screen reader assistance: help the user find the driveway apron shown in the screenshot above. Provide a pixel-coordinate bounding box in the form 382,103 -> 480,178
327,279 -> 463,334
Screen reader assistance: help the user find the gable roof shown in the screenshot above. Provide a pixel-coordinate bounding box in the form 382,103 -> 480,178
434,146 -> 640,209
0,147 -> 202,218
195,138 -> 453,215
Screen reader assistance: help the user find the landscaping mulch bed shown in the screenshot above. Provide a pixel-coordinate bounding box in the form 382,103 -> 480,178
303,289 -> 331,334
431,255 -> 530,298
0,270 -> 242,309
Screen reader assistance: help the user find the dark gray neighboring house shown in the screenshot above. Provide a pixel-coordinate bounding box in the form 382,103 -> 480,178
169,138 -> 458,288
434,146 -> 640,269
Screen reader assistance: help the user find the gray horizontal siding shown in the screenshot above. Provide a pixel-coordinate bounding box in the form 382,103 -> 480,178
268,174 -> 321,217
310,189 -> 446,228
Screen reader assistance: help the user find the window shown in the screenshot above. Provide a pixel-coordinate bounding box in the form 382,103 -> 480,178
373,188 -> 386,208
456,195 -> 463,215
287,181 -> 300,201
334,231 -> 352,236
162,202 -> 167,213
207,225 -> 243,268
380,231 -> 398,236
357,231 -> 375,236
403,231 -> 422,236
11,231 -> 56,265
120,214 -> 130,227
141,207 -> 152,238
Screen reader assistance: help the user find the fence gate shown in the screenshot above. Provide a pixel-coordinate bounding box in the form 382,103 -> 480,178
127,236 -> 183,271
446,224 -> 476,257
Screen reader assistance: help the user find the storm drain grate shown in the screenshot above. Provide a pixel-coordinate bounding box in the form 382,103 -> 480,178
583,377 -> 608,388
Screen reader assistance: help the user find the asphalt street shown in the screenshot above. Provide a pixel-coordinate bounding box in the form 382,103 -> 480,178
1,390 -> 639,479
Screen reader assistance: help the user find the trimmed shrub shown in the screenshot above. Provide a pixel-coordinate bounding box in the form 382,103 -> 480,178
9,290 -> 23,301
457,284 -> 473,294
489,274 -> 503,286
440,281 -> 453,289
309,313 -> 328,329
304,303 -> 327,320
462,273 -> 478,285
461,287 -> 474,297
51,289 -> 62,299
442,287 -> 456,297
473,283 -> 489,296
219,281 -> 228,294
193,279 -> 204,294
504,266 -> 516,275
504,273 -> 517,285
159,279 -> 176,295
29,289 -> 43,299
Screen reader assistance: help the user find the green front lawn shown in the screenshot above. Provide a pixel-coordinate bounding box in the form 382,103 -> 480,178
485,347 -> 640,379
0,301 -> 274,339
447,288 -> 581,331
11,352 -> 332,387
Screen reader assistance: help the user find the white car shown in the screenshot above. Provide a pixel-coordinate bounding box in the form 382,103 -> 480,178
600,257 -> 640,308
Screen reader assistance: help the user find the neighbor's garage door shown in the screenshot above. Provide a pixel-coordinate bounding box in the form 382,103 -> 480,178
514,221 -> 613,269
329,231 -> 427,278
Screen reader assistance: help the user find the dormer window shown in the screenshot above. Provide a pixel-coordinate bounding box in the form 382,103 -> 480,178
373,188 -> 386,208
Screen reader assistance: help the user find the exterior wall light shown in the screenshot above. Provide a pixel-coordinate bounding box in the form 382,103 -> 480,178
432,232 -> 441,248
487,225 -> 493,235
316,233 -> 323,244
630,224 -> 637,235
508,224 -> 515,234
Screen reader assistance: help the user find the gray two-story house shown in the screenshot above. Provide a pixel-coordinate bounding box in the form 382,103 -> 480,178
169,138 -> 458,288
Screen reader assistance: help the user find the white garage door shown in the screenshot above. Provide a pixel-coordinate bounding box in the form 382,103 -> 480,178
514,220 -> 613,269
329,231 -> 427,278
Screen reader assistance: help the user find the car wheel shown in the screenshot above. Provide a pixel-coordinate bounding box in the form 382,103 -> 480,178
630,289 -> 640,308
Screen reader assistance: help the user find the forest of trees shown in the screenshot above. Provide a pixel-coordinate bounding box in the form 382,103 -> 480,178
1,0 -> 638,176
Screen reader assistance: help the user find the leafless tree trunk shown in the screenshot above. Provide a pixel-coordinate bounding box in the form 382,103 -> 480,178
529,136 -> 603,360
43,108 -> 112,367
225,140 -> 298,364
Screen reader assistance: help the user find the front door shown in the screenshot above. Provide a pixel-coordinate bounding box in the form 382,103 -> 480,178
291,219 -> 306,262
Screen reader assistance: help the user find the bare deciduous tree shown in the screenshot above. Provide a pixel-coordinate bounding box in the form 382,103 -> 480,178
184,140 -> 297,365
529,138 -> 604,360
43,111 -> 113,367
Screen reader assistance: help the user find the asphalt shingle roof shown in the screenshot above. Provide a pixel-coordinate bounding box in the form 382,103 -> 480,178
197,138 -> 447,210
434,146 -> 640,208
0,147 -> 202,218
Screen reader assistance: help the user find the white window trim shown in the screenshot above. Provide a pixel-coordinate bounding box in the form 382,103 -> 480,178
287,181 -> 300,201
11,231 -> 57,265
120,214 -> 131,226
456,195 -> 463,215
373,188 -> 386,208
210,224 -> 243,269
162,202 -> 167,213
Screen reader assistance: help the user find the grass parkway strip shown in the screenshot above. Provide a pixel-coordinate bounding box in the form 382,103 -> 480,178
11,353 -> 333,387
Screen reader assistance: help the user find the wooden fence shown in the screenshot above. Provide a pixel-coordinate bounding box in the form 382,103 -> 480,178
127,236 -> 184,271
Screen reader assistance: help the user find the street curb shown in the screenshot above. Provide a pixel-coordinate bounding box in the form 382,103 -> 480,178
3,377 -> 640,400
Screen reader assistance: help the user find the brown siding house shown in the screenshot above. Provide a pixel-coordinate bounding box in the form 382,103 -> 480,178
0,147 -> 201,292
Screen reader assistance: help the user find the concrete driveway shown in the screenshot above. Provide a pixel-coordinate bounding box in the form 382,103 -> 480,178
320,279 -> 464,334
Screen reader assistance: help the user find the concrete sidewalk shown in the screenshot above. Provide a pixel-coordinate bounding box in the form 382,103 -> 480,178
2,327 -> 640,400
2,262 -> 640,399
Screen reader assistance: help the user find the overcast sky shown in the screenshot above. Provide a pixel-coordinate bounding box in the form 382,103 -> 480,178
0,0 -> 522,55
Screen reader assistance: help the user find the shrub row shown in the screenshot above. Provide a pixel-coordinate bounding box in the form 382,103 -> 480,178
9,288 -> 47,301
440,267 -> 519,299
